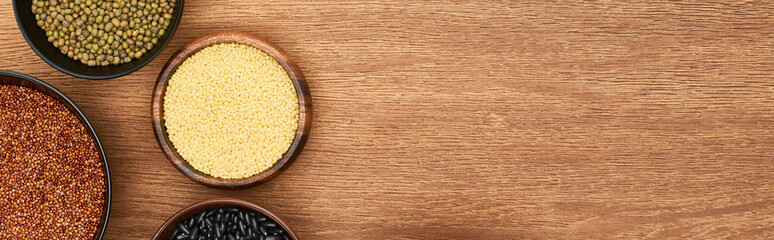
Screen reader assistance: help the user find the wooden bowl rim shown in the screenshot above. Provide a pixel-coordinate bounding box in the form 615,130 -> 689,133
151,31 -> 312,189
0,70 -> 112,240
151,198 -> 297,240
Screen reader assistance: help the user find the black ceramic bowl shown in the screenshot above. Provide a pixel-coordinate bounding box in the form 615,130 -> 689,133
12,0 -> 185,80
0,70 -> 112,240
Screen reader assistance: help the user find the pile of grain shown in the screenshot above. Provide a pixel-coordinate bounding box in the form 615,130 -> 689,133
0,85 -> 106,239
164,43 -> 299,179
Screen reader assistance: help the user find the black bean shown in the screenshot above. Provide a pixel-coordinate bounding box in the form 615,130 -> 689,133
206,209 -> 216,218
246,226 -> 254,237
257,217 -> 268,223
259,226 -> 267,235
248,217 -> 258,231
265,236 -> 281,240
282,234 -> 291,240
215,223 -> 223,239
226,207 -> 239,213
190,227 -> 199,239
178,222 -> 190,234
261,222 -> 277,228
268,228 -> 284,235
250,219 -> 260,232
204,219 -> 213,229
196,211 -> 206,223
259,235 -> 266,240
175,234 -> 188,240
186,218 -> 196,228
226,234 -> 236,240
238,219 -> 248,234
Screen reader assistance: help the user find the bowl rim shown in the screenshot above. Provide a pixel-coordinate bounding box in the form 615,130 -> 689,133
0,70 -> 112,240
12,0 -> 185,80
151,31 -> 312,189
151,198 -> 298,240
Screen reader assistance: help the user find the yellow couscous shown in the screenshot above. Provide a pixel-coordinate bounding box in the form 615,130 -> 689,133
163,43 -> 299,179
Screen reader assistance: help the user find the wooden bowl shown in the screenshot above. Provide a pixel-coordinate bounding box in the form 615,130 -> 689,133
151,31 -> 312,189
0,70 -> 111,240
13,0 -> 185,80
152,199 -> 297,240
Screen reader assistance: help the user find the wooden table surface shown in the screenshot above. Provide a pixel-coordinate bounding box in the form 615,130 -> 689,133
2,1 -> 774,239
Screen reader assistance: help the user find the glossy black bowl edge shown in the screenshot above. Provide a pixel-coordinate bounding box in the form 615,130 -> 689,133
13,0 -> 185,80
0,70 -> 111,240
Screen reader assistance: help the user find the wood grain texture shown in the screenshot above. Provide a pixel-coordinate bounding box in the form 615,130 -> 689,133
152,31 -> 312,189
2,0 -> 774,239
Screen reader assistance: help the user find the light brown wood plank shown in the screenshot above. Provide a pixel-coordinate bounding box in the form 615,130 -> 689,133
2,0 -> 774,239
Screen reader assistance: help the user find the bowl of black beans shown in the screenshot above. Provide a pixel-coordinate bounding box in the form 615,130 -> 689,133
13,0 -> 184,80
153,199 -> 296,240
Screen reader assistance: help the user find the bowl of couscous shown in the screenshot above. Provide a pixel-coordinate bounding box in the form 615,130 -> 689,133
151,31 -> 311,189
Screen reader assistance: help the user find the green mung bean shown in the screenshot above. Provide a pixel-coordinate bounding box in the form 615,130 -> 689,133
32,0 -> 176,66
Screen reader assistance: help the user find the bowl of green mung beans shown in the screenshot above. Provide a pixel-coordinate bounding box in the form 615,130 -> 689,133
13,0 -> 184,80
